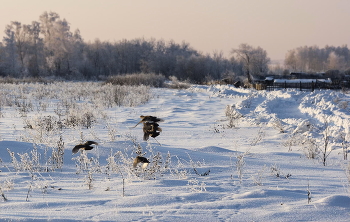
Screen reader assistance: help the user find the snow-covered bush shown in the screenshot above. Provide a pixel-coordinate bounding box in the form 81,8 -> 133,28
225,104 -> 243,128
270,164 -> 291,179
51,136 -> 64,170
302,137 -> 320,159
250,127 -> 265,146
236,153 -> 245,183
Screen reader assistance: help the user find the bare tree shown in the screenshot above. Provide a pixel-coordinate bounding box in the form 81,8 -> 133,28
2,26 -> 20,75
252,46 -> 270,76
2,21 -> 33,76
6,22 -> 31,73
231,43 -> 270,84
284,50 -> 298,72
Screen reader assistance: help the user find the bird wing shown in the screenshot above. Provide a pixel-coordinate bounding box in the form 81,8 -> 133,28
154,117 -> 164,123
147,116 -> 163,123
72,145 -> 85,154
150,132 -> 160,138
137,156 -> 150,163
84,145 -> 94,151
85,141 -> 98,146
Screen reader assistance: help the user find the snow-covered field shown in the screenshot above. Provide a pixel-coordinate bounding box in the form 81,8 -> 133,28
1,82 -> 350,221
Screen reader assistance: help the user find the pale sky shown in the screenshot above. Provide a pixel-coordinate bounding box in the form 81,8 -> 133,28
1,0 -> 349,60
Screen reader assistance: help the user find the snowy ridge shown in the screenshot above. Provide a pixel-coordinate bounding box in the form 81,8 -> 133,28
194,85 -> 350,132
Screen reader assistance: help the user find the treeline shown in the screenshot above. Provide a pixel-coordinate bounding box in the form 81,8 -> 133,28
0,11 -> 244,83
0,11 -> 349,84
284,45 -> 350,74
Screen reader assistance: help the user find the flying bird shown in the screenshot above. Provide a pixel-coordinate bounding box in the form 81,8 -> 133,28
72,141 -> 98,154
131,115 -> 164,142
133,156 -> 150,169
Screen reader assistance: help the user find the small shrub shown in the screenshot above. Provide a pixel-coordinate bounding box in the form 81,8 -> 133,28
39,116 -> 59,132
236,154 -> 245,183
0,188 -> 8,202
51,136 -> 64,170
339,131 -> 349,160
270,164 -> 291,179
270,164 -> 281,177
252,165 -> 267,186
145,152 -> 163,180
170,156 -> 189,179
73,151 -> 91,174
302,137 -> 319,159
211,124 -> 224,133
64,105 -> 97,129
250,127 -> 265,146
85,171 -> 94,190
81,112 -> 96,129
225,105 -> 243,128
307,181 -> 312,204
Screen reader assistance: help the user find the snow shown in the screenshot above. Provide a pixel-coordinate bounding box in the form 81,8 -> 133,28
1,83 -> 350,221
292,120 -> 311,134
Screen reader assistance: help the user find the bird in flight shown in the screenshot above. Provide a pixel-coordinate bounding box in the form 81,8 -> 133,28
131,115 -> 164,141
72,141 -> 98,154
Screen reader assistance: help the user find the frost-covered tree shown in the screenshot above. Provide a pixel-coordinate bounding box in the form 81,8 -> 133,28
231,43 -> 270,83
6,21 -> 32,74
284,45 -> 350,73
284,50 -> 298,71
26,21 -> 45,77
2,25 -> 20,76
327,51 -> 346,70
0,42 -> 5,75
251,46 -> 270,76
1,19 -> 45,77
39,11 -> 79,77
211,50 -> 227,80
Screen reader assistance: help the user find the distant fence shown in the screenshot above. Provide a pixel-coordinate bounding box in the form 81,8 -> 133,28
254,80 -> 342,92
